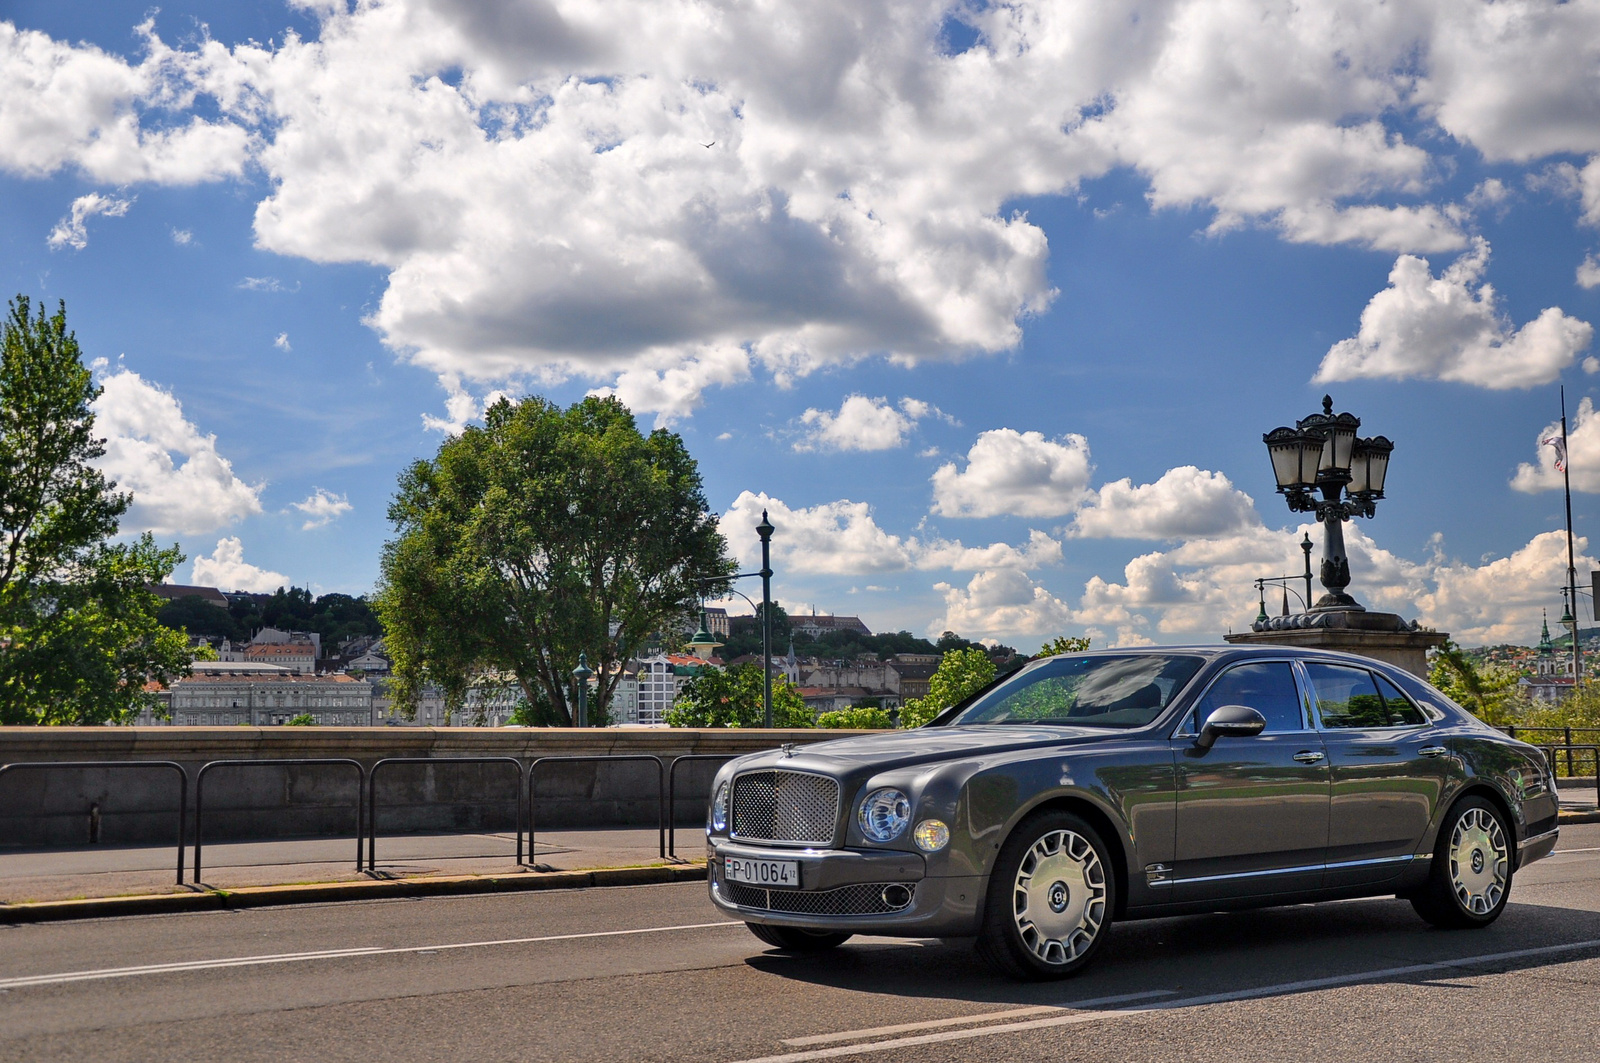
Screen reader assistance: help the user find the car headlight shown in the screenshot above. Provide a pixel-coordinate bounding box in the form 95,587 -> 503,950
858,788 -> 911,842
710,781 -> 729,833
914,819 -> 950,852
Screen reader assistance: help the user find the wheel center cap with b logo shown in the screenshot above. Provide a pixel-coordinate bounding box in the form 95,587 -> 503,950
1471,849 -> 1485,874
1047,881 -> 1070,913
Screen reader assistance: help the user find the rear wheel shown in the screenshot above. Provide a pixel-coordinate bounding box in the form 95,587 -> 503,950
976,810 -> 1115,980
1410,796 -> 1513,929
745,922 -> 852,952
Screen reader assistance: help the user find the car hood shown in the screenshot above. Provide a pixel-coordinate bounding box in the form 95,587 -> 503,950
756,724 -> 1128,776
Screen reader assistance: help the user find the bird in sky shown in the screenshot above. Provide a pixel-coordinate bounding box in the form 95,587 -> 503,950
700,141 -> 715,148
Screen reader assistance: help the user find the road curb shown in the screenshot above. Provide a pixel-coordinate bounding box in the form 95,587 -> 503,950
0,863 -> 709,924
1559,809 -> 1600,824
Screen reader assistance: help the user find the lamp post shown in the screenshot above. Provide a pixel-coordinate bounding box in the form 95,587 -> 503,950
572,653 -> 592,728
757,510 -> 775,729
1262,395 -> 1393,611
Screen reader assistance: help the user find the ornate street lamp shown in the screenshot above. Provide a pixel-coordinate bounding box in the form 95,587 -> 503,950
1262,396 -> 1394,611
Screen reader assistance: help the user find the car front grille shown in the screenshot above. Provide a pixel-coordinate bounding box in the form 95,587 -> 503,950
730,770 -> 839,844
722,881 -> 916,917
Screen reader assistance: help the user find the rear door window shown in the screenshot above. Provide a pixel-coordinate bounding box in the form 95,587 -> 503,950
1304,663 -> 1388,729
1374,673 -> 1427,727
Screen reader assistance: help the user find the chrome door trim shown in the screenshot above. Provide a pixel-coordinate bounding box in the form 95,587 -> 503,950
1166,853 -> 1419,887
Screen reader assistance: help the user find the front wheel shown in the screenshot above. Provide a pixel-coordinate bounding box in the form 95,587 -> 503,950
746,923 -> 852,952
976,810 -> 1115,980
1410,796 -> 1513,929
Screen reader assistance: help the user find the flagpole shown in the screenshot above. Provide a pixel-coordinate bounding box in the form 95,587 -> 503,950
1561,385 -> 1582,685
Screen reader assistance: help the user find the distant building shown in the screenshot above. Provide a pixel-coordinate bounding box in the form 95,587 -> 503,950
703,606 -> 729,637
790,611 -> 871,639
166,663 -> 374,725
152,584 -> 230,609
1520,614 -> 1576,704
891,655 -> 940,701
250,626 -> 322,660
634,652 -> 717,725
244,641 -> 316,672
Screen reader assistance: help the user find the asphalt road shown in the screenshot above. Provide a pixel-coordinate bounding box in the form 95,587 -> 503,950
2,824 -> 1597,1063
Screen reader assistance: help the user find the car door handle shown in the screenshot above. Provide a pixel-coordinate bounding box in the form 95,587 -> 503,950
1419,746 -> 1448,757
1292,750 -> 1325,763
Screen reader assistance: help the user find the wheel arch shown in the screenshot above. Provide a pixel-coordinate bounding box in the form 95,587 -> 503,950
1005,795 -> 1132,920
1444,782 -> 1518,854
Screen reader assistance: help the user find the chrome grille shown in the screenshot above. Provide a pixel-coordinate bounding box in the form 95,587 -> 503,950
730,770 -> 839,844
722,881 -> 916,916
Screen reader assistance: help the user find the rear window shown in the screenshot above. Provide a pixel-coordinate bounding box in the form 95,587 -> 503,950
951,654 -> 1204,728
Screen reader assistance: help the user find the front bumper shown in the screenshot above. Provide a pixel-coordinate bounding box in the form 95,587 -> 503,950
706,838 -> 984,937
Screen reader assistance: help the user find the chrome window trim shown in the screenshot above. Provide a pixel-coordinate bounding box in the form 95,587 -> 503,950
1169,658 -> 1312,738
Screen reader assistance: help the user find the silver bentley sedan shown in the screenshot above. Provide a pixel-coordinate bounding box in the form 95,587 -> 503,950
705,646 -> 1561,980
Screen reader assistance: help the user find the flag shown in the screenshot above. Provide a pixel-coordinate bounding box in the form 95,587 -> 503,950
1542,434 -> 1568,473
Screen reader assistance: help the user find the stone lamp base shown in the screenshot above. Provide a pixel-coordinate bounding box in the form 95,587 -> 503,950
1224,609 -> 1446,678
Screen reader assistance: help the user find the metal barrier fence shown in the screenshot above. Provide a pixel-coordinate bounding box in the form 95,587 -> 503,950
1508,727 -> 1600,775
366,756 -> 525,870
4,751 -> 742,883
527,755 -> 665,867
666,754 -> 736,859
1536,745 -> 1600,807
0,761 -> 188,884
193,759 -> 366,883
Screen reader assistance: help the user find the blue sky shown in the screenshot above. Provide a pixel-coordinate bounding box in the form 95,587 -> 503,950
5,1 -> 1600,648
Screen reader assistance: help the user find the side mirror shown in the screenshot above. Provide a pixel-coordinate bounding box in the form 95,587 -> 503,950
1195,704 -> 1267,750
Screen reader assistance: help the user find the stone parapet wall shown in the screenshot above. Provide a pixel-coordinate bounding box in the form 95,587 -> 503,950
0,727 -> 862,848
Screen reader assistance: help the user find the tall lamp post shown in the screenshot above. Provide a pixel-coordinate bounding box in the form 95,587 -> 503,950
572,653 -> 592,728
696,509 -> 778,728
1262,396 -> 1393,610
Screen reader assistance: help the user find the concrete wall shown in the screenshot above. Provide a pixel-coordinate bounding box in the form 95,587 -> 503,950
0,727 -> 866,848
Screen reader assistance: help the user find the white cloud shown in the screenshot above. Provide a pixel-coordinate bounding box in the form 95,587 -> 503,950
1418,531 -> 1595,646
794,395 -> 948,452
931,569 -> 1075,641
1070,466 -> 1259,540
721,491 -> 1059,577
420,378 -> 512,434
170,227 -> 192,245
291,488 -> 352,530
13,3 -> 1600,411
90,366 -> 264,535
1512,397 -> 1600,494
238,276 -> 297,292
0,19 -> 249,183
931,429 -> 1093,518
274,332 -> 291,351
1316,239 -> 1594,389
1579,255 -> 1600,290
191,537 -> 289,594
46,192 -> 133,250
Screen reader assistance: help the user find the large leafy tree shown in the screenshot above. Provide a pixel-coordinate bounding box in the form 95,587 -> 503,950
900,647 -> 997,728
377,395 -> 734,725
0,297 -> 190,724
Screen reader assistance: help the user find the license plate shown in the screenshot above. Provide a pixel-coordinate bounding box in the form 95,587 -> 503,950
725,857 -> 800,889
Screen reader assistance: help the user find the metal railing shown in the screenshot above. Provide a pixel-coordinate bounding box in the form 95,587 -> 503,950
193,759 -> 366,883
666,754 -> 736,859
527,755 -> 665,867
0,761 -> 188,884
1508,727 -> 1600,775
366,756 -> 525,870
1536,745 -> 1600,807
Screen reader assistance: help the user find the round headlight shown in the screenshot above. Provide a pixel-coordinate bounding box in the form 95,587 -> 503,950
914,819 -> 950,852
710,781 -> 729,833
858,788 -> 911,842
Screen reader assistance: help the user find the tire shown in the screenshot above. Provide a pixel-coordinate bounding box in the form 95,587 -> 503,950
976,810 -> 1116,980
1410,795 -> 1513,929
745,922 -> 852,952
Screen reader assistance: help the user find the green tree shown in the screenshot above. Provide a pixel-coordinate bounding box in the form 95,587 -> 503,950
900,647 -> 997,728
284,713 -> 316,726
1429,640 -> 1525,726
1037,635 -> 1091,657
376,395 -> 733,725
817,705 -> 894,729
665,664 -> 814,727
0,297 -> 191,724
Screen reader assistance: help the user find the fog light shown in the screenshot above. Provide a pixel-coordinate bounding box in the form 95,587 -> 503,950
914,819 -> 950,852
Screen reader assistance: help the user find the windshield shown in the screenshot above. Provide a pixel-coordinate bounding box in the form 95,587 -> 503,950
949,654 -> 1205,728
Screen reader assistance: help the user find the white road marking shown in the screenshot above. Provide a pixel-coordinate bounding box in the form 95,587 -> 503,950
733,938 -> 1600,1063
0,921 -> 742,990
1554,846 -> 1600,854
781,991 -> 1173,1046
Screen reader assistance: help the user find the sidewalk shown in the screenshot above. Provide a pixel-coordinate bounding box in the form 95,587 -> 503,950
0,827 -> 697,905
